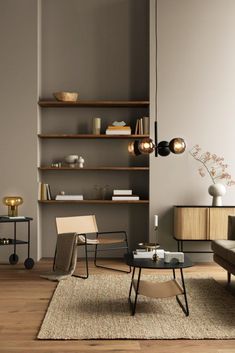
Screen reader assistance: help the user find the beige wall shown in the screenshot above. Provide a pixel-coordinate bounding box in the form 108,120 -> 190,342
150,0 -> 235,261
0,1 -> 38,262
1,0 -> 235,262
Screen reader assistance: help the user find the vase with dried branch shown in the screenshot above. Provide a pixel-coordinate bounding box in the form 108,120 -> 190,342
189,145 -> 235,206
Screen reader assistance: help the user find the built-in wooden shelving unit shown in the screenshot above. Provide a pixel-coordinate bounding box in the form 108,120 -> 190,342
38,99 -> 149,108
39,200 -> 149,204
38,98 -> 149,208
38,134 -> 149,139
38,166 -> 149,171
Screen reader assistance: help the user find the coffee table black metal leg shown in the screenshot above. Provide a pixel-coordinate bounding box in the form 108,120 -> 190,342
128,267 -> 142,315
128,266 -> 135,298
175,268 -> 189,316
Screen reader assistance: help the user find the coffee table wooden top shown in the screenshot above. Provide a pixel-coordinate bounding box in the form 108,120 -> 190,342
124,253 -> 193,269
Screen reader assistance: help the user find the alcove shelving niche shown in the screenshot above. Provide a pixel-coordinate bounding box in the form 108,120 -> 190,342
38,98 -> 150,205
38,99 -> 150,255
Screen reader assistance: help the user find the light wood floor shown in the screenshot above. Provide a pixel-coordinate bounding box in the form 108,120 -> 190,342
0,259 -> 234,353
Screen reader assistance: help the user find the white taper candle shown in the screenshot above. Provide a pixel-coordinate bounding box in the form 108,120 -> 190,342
154,215 -> 158,227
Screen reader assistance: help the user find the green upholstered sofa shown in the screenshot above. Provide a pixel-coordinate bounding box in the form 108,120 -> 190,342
211,215 -> 235,284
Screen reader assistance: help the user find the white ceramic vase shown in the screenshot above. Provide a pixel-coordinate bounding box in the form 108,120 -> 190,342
208,183 -> 226,206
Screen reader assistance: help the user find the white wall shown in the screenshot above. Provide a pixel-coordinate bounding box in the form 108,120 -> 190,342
150,0 -> 235,261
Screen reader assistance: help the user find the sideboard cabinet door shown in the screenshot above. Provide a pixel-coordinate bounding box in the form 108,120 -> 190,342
174,207 -> 208,240
209,208 -> 235,240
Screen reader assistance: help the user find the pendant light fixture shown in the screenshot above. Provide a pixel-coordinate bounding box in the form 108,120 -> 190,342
128,3 -> 186,158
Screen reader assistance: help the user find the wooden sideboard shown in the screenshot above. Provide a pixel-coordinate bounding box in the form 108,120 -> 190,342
174,206 -> 235,241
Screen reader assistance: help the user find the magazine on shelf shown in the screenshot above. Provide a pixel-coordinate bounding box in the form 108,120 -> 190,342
55,195 -> 84,200
105,129 -> 131,135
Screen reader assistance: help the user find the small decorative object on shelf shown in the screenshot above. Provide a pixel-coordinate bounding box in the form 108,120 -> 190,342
51,162 -> 62,168
190,144 -> 235,206
78,156 -> 84,168
0,238 -> 10,245
101,185 -> 110,200
53,91 -> 79,102
64,155 -> 79,167
92,117 -> 101,134
2,196 -> 23,217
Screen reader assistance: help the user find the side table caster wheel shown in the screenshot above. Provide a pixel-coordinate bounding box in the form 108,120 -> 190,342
24,257 -> 34,269
9,254 -> 19,265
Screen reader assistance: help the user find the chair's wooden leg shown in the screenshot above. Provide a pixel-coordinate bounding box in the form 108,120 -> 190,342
227,272 -> 231,284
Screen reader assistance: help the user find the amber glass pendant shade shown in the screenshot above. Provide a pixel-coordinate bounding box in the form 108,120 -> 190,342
128,141 -> 141,156
169,138 -> 186,154
3,196 -> 23,216
138,138 -> 155,154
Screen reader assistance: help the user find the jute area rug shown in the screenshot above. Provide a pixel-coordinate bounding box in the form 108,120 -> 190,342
38,274 -> 235,340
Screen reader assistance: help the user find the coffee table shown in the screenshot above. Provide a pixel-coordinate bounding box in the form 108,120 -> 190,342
125,253 -> 193,316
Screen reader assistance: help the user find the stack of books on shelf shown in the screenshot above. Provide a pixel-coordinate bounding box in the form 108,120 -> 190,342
105,125 -> 131,135
55,194 -> 84,201
112,189 -> 140,200
38,182 -> 52,200
134,117 -> 149,135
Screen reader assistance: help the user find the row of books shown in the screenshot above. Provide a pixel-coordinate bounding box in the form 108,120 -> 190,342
38,183 -> 52,201
111,189 -> 140,201
134,117 -> 149,135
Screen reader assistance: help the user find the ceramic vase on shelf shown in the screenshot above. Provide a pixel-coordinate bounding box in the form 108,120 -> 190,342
208,183 -> 226,206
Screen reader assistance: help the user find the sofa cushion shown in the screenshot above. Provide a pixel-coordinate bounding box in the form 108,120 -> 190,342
212,240 -> 235,264
214,254 -> 235,275
228,248 -> 235,266
228,215 -> 235,240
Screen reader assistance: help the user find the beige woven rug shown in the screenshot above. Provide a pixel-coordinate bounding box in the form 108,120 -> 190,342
38,274 -> 235,339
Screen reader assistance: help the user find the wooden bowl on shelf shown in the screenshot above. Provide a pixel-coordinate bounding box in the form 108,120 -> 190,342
53,91 -> 79,102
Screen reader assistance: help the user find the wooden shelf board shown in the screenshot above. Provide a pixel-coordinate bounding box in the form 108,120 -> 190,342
38,99 -> 149,107
38,200 -> 149,204
38,166 -> 149,171
38,134 -> 149,139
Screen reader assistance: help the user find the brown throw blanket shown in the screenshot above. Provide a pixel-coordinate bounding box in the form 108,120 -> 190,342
41,233 -> 77,281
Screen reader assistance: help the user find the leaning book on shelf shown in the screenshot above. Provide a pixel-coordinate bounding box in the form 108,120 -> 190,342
46,184 -> 52,200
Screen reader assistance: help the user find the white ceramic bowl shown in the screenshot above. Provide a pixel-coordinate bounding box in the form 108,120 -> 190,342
64,155 -> 78,164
